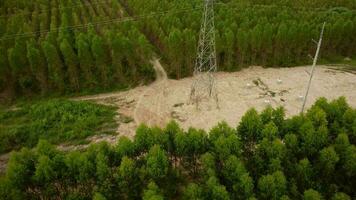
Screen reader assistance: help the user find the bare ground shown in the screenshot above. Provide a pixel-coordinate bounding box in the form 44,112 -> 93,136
77,63 -> 356,140
0,153 -> 9,175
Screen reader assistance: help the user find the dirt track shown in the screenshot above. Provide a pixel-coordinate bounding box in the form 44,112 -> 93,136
76,58 -> 170,141
133,59 -> 168,126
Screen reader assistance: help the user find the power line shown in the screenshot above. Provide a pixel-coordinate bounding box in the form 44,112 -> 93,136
0,6 -> 203,41
2,1 -> 355,20
215,2 -> 356,13
1,2 -> 356,41
0,0 -> 115,19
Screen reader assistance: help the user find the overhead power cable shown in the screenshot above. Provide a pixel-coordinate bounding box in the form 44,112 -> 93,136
216,2 -> 356,13
1,2 -> 356,41
0,6 -> 203,41
0,0 -> 116,19
2,1 -> 356,20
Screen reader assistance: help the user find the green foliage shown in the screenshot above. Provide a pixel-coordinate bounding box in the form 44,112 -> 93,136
146,145 -> 169,180
200,153 -> 217,179
332,192 -> 351,200
237,108 -> 262,156
261,122 -> 278,141
76,33 -> 95,88
295,158 -> 313,191
93,193 -> 107,200
1,0 -> 356,101
0,97 -> 355,199
0,99 -> 116,153
26,39 -> 48,94
183,183 -> 203,200
175,128 -> 207,175
134,124 -> 169,154
318,146 -> 339,176
343,145 -> 356,177
60,39 -> 80,91
143,181 -> 164,200
5,148 -> 36,189
34,155 -> 56,183
115,136 -> 135,159
303,189 -> 323,200
42,40 -> 65,93
222,155 -> 254,199
205,176 -> 230,200
91,35 -> 109,88
258,171 -> 287,200
116,156 -> 140,199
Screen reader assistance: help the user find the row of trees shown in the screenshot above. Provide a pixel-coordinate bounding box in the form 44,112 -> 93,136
1,97 -> 355,199
248,0 -> 356,9
1,0 -> 356,100
0,0 -> 155,100
126,0 -> 356,75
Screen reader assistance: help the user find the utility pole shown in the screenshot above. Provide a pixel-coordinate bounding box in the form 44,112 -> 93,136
190,0 -> 218,108
301,22 -> 326,113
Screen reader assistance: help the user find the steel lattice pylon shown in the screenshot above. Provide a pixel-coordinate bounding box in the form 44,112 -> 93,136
190,0 -> 218,108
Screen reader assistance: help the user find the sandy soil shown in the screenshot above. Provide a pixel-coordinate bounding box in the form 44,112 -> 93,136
77,63 -> 356,140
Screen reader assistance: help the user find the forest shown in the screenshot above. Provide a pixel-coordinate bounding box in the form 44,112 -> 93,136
1,0 -> 356,198
0,97 -> 355,199
0,0 -> 356,101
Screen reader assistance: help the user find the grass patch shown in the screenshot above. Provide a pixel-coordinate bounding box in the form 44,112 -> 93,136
321,56 -> 356,70
0,99 -> 117,154
120,115 -> 134,124
340,58 -> 356,70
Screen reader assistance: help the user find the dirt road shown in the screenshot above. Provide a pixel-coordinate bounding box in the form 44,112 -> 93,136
133,58 -> 168,126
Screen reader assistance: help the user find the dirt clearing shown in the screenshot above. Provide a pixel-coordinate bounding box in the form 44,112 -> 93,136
78,64 -> 356,140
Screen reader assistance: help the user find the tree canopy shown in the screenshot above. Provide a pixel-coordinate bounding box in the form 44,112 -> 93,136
0,0 -> 356,101
0,97 -> 355,199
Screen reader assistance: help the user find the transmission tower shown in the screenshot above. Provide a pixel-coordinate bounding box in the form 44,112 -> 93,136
301,22 -> 326,113
190,0 -> 218,108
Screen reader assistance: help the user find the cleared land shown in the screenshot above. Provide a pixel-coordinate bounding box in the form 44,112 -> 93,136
77,62 -> 356,141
